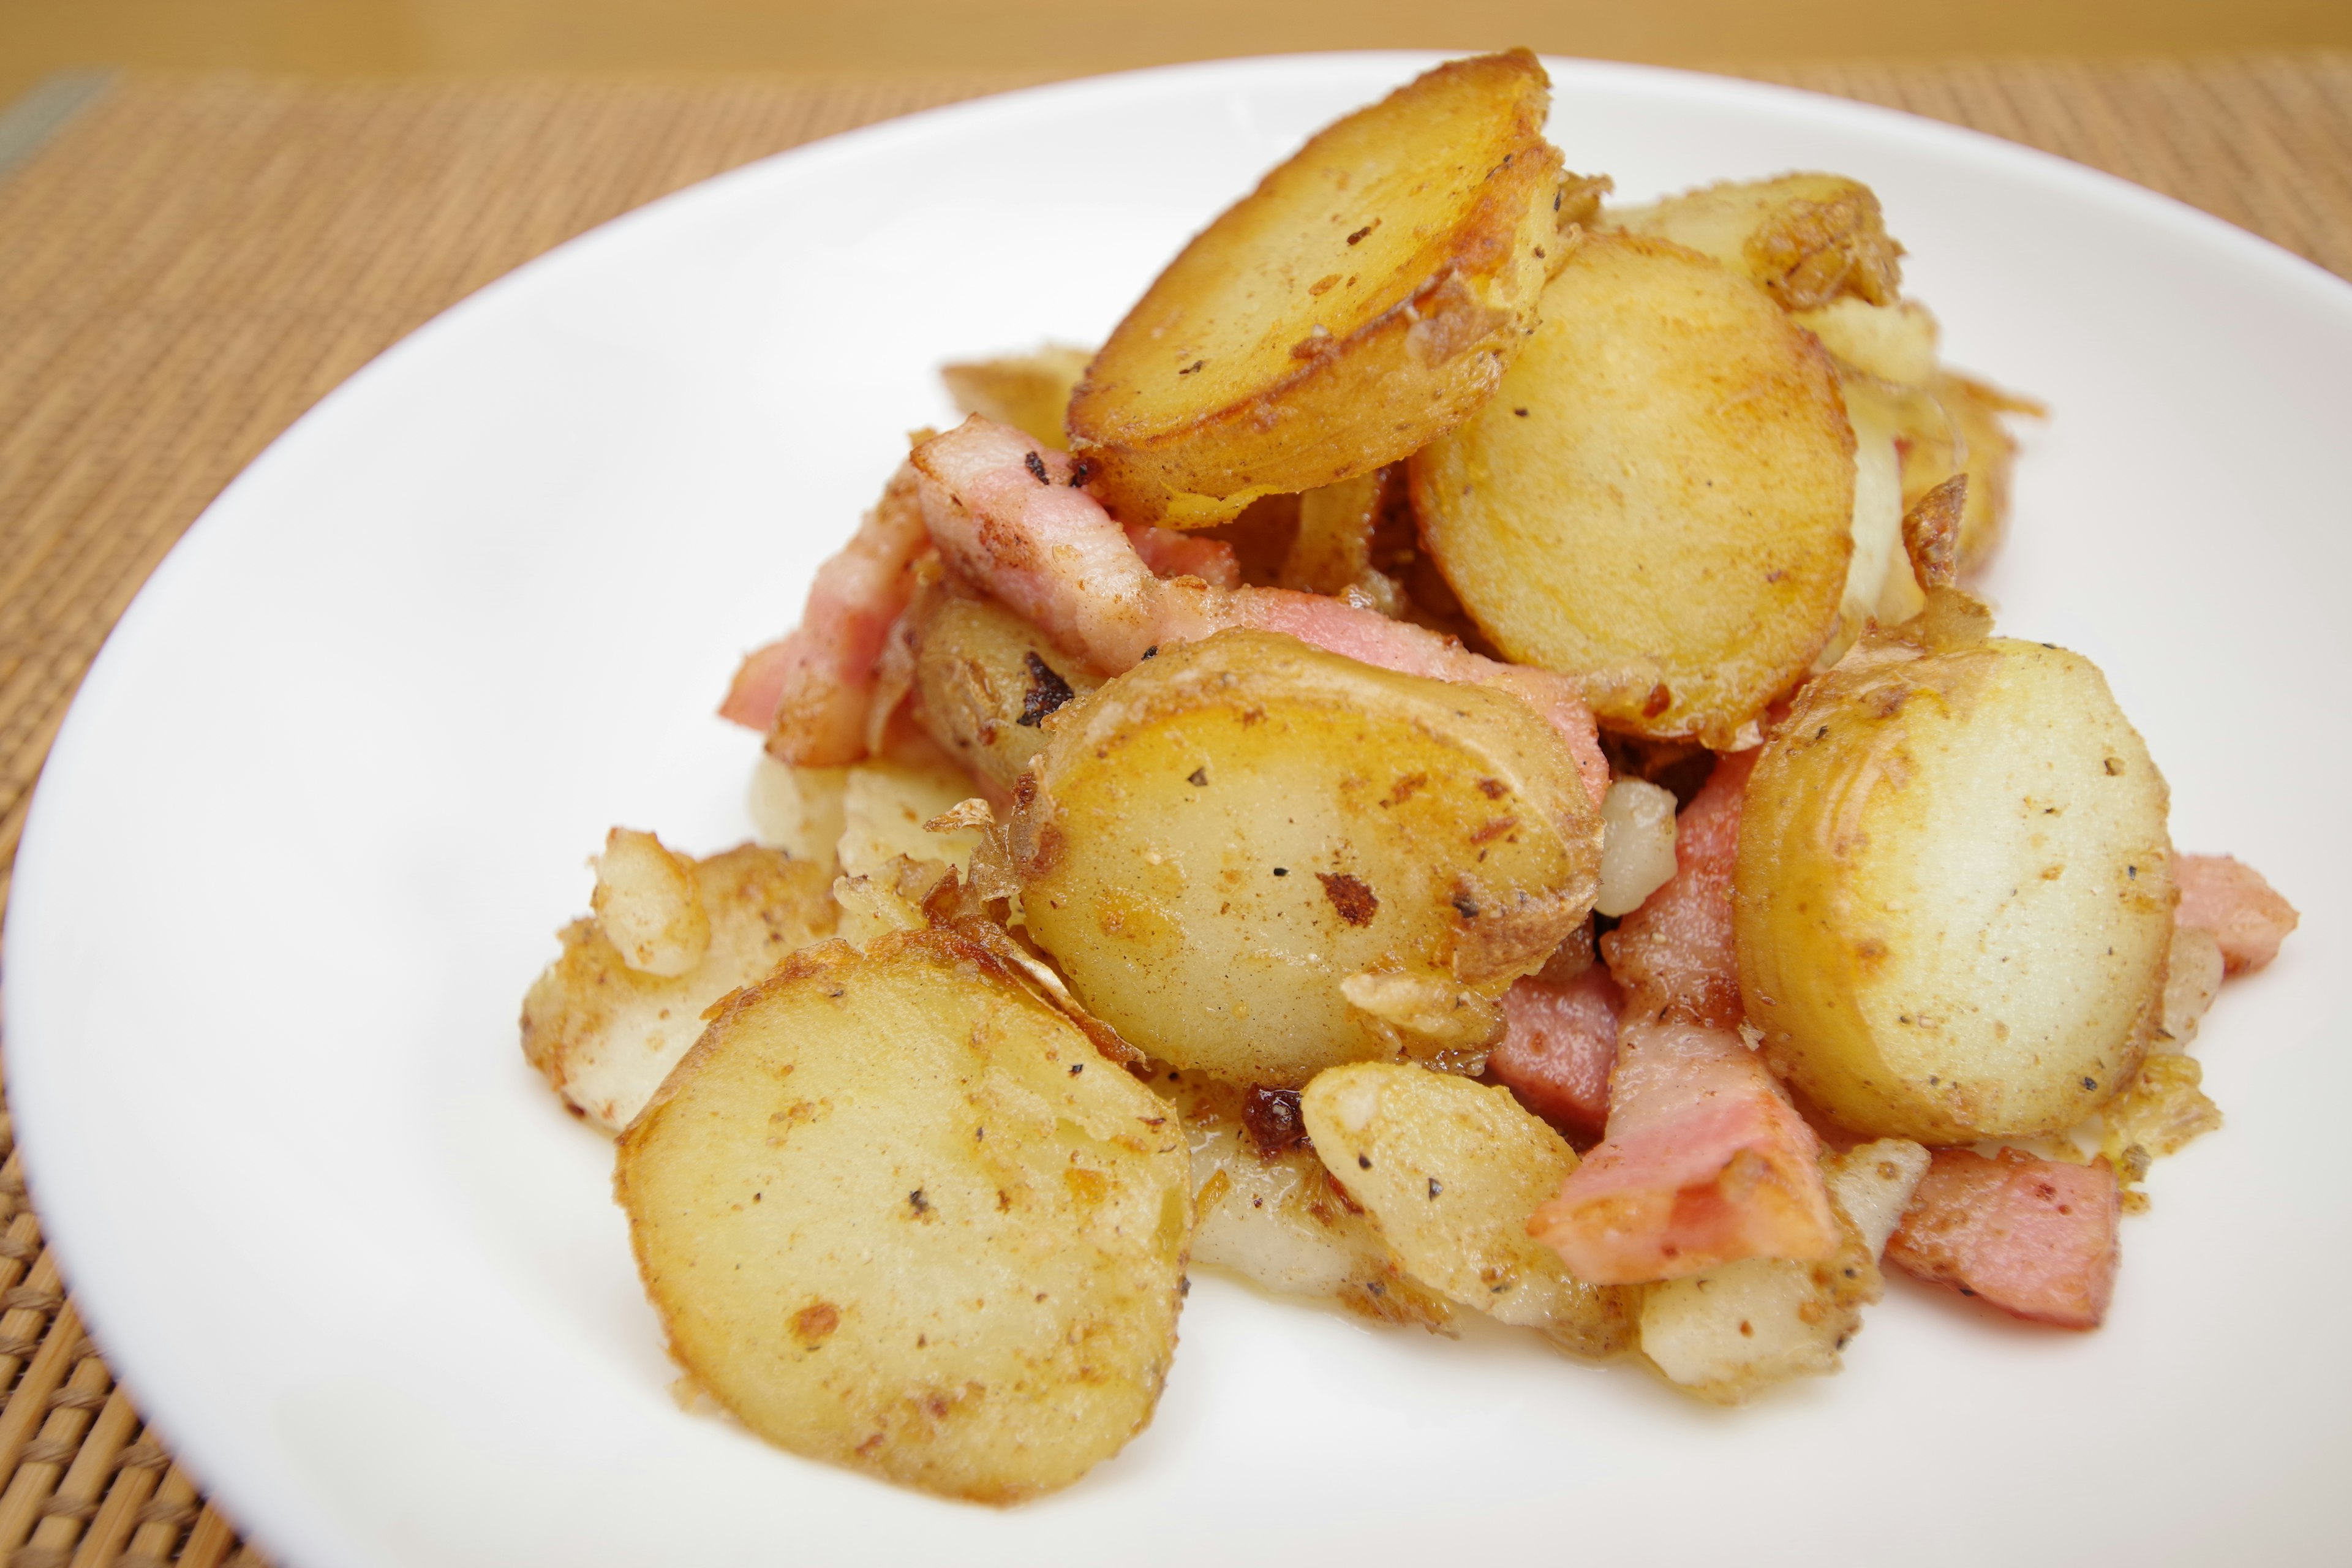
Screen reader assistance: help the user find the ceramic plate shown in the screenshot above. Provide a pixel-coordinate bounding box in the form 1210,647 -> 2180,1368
9,54 -> 2350,1567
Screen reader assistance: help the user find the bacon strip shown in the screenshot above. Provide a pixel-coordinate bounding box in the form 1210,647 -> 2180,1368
1599,749 -> 1755,1028
1489,964 -> 1622,1136
1530,748 -> 1839,1283
720,462 -> 931,764
1126,523 -> 1241,589
1885,1148 -> 2119,1329
911,417 -> 1610,804
2174,853 -> 2298,974
1528,1019 -> 1836,1283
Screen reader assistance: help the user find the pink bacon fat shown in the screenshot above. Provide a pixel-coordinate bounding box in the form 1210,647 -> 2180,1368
1489,964 -> 1623,1136
1885,1148 -> 2120,1329
720,461 -> 932,765
2174,853 -> 2299,974
910,416 -> 1610,804
1528,1019 -> 1838,1283
1600,748 -> 1755,1029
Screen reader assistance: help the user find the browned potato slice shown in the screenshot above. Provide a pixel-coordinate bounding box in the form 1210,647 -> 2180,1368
1736,633 -> 2174,1142
591,827 -> 709,976
940,346 -> 1093,448
1300,1063 -> 1632,1357
521,842 -> 835,1131
1068,50 -> 1572,527
1009,630 -> 1602,1086
909,592 -> 1104,793
1165,1072 -> 1453,1330
617,930 -> 1190,1504
1412,233 -> 1855,744
1791,297 -> 1939,385
1611,173 -> 1902,311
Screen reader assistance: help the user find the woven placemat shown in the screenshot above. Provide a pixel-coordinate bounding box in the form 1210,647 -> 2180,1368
0,53 -> 2345,1566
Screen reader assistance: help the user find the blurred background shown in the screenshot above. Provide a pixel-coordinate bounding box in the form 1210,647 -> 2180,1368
9,0 -> 2352,102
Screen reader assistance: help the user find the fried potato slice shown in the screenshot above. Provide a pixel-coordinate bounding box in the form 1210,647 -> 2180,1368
1010,630 -> 1603,1085
1637,1140 -> 1927,1404
1411,233 -> 1855,743
1610,173 -> 1903,311
838,757 -> 985,881
616,929 -> 1191,1504
1300,1063 -> 1632,1357
521,841 -> 835,1132
1736,631 -> 2174,1141
1068,50 -> 1572,527
909,591 -> 1104,794
747,758 -> 848,873
941,345 -> 1093,448
591,827 -> 710,977
1163,1072 -> 1452,1330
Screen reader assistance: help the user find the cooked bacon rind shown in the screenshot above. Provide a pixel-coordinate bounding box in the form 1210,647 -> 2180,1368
722,462 -> 932,764
1489,964 -> 1622,1136
2174,853 -> 2299,974
1885,1147 -> 2120,1329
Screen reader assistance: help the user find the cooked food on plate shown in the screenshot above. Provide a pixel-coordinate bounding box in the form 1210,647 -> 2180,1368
519,49 -> 2299,1500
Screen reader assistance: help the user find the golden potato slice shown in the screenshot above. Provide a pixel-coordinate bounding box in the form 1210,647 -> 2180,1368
1300,1063 -> 1632,1357
1068,50 -> 1572,527
1411,233 -> 1855,743
1791,297 -> 1939,385
1610,173 -> 1902,311
616,930 -> 1190,1504
909,592 -> 1105,794
838,758 -> 984,881
1009,630 -> 1602,1086
1163,1072 -> 1452,1330
521,842 -> 835,1132
1736,634 -> 2174,1141
940,345 -> 1093,448
747,758 -> 848,873
591,827 -> 710,977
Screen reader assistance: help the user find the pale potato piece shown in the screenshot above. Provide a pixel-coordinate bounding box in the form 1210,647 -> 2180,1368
1300,1063 -> 1632,1357
1009,630 -> 1603,1085
1737,634 -> 2174,1141
2155,924 -> 2225,1051
592,827 -> 710,976
839,758 -> 985,881
1792,296 -> 1939,385
748,757 -> 848,873
1637,1140 -> 1925,1404
1163,1072 -> 1452,1330
1412,233 -> 1855,743
1595,777 -> 1678,918
521,843 -> 836,1132
1611,173 -> 1902,311
941,345 -> 1093,447
616,929 -> 1190,1504
908,592 -> 1104,794
1813,374 -> 1925,671
1068,50 -> 1572,526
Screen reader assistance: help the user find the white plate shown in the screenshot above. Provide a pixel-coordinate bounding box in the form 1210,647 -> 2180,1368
9,53 -> 2351,1567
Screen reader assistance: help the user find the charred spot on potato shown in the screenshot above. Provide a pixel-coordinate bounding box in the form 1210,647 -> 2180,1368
1317,872 -> 1379,925
1242,1087 -> 1311,1158
1017,652 -> 1076,727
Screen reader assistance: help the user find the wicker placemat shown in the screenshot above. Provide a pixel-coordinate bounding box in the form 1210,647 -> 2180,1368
0,53 -> 2344,1566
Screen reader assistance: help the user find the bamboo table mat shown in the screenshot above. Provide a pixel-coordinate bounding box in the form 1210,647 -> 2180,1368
0,51 -> 2346,1566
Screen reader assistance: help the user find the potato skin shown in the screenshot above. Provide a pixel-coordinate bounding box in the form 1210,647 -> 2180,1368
615,929 -> 1189,1505
1068,50 -> 1569,526
1611,173 -> 1903,311
908,591 -> 1103,794
1735,637 -> 2173,1141
1010,630 -> 1602,1086
1412,233 -> 1854,743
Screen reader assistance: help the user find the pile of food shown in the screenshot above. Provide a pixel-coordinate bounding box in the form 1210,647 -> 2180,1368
519,50 -> 2299,1504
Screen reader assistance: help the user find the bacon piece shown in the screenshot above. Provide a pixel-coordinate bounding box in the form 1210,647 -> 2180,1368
1885,1148 -> 2119,1329
910,417 -> 1610,804
1490,965 -> 1622,1135
720,462 -> 932,765
2174,853 -> 2298,974
1528,1019 -> 1838,1283
1600,749 -> 1755,1027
